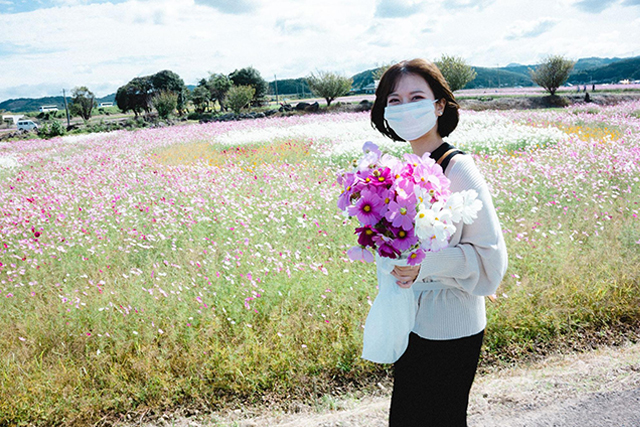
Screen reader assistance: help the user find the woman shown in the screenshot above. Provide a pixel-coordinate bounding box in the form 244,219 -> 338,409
370,59 -> 508,426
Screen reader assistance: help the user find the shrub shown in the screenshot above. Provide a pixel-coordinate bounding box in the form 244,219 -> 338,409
434,55 -> 477,92
38,120 -> 66,138
226,85 -> 255,114
306,71 -> 352,106
530,55 -> 575,96
152,91 -> 178,120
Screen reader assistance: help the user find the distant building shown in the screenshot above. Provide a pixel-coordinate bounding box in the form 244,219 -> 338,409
2,114 -> 25,126
38,105 -> 59,112
98,102 -> 113,108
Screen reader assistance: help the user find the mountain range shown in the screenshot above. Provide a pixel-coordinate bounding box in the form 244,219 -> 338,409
2,56 -> 639,113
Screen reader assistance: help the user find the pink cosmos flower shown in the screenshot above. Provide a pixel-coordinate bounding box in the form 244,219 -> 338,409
355,225 -> 378,247
367,167 -> 393,188
389,226 -> 419,253
347,246 -> 375,263
406,248 -> 426,266
385,192 -> 417,231
348,190 -> 386,226
337,172 -> 358,210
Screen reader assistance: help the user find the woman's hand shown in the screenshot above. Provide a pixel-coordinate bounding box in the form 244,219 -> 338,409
391,265 -> 420,288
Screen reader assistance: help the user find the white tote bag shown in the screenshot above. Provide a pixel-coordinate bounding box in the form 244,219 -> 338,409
361,254 -> 417,364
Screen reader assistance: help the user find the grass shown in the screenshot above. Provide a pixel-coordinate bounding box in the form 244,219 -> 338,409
1,108 -> 640,426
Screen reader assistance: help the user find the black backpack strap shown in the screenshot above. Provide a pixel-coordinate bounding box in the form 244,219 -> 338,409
429,142 -> 464,174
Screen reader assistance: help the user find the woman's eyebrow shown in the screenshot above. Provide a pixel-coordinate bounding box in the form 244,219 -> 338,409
388,90 -> 427,97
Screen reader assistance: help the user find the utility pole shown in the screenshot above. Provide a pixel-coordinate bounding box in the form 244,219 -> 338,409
62,89 -> 70,127
274,74 -> 279,105
496,63 -> 500,89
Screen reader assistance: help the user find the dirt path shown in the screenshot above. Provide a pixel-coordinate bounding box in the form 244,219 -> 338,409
137,341 -> 640,427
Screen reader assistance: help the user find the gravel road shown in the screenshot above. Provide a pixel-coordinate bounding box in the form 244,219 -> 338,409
135,341 -> 640,427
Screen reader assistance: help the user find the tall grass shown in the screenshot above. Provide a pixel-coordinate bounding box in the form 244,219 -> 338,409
1,104 -> 639,425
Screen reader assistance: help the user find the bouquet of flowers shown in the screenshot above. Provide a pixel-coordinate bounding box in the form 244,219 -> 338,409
337,141 -> 482,363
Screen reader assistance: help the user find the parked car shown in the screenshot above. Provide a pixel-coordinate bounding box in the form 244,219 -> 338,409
17,120 -> 38,131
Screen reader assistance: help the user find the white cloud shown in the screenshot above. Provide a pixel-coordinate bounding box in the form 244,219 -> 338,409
505,17 -> 558,40
0,0 -> 639,102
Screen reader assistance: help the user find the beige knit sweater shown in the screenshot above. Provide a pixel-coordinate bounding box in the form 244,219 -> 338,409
412,154 -> 508,340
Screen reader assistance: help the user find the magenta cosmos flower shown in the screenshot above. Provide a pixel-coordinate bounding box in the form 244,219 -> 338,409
348,190 -> 386,226
355,225 -> 378,247
367,167 -> 393,188
389,226 -> 419,253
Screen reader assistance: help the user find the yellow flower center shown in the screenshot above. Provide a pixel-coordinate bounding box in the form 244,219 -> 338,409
410,253 -> 417,259
399,231 -> 406,238
363,205 -> 371,212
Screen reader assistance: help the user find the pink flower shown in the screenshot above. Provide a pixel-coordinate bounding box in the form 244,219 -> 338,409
355,225 -> 378,247
378,241 -> 401,259
347,246 -> 374,263
389,226 -> 419,253
367,167 -> 393,188
406,248 -> 426,266
348,190 -> 386,226
385,193 -> 417,231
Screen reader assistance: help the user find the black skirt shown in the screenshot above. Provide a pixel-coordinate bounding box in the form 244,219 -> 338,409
389,330 -> 484,427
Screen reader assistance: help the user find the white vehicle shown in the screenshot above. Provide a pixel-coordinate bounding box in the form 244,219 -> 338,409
17,120 -> 38,131
38,105 -> 59,113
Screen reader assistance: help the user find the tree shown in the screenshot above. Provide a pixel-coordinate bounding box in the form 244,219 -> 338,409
229,67 -> 268,104
150,70 -> 188,114
70,86 -> 96,121
530,55 -> 576,96
152,90 -> 178,119
206,73 -> 232,111
115,76 -> 153,116
434,55 -> 477,92
191,85 -> 211,113
372,63 -> 393,81
226,85 -> 255,114
306,71 -> 352,106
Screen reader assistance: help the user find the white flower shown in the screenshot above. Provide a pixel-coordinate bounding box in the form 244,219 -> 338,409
459,190 -> 483,224
415,202 -> 454,242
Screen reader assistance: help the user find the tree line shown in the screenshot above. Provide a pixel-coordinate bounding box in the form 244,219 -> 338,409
64,55 -> 575,122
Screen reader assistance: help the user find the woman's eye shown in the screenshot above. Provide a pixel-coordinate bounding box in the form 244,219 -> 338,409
412,96 -> 424,101
388,99 -> 399,104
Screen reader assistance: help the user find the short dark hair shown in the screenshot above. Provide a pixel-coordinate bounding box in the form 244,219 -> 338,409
371,59 -> 460,140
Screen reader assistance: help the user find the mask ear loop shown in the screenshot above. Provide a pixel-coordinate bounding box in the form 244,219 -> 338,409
436,99 -> 445,116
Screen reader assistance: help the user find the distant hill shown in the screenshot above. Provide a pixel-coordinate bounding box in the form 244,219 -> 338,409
267,78 -> 310,97
466,66 -> 534,89
0,93 -> 116,113
351,68 -> 377,90
573,57 -> 622,72
568,56 -> 640,84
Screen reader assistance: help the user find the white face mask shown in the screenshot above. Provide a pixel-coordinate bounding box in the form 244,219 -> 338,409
384,99 -> 439,141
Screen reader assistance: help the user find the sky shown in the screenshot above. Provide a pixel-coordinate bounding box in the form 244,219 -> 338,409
1,0 -> 640,101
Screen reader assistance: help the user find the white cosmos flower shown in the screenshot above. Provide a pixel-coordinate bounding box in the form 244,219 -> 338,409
460,190 -> 483,224
415,202 -> 454,242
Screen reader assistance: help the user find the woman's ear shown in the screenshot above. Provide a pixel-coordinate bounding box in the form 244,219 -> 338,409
436,99 -> 446,116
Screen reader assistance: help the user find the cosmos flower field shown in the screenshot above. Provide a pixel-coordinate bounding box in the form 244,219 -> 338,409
1,103 -> 640,425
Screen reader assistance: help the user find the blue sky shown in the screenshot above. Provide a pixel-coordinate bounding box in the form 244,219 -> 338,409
1,0 -> 639,101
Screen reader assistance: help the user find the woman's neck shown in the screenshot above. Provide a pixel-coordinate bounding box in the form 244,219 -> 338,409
409,130 -> 444,157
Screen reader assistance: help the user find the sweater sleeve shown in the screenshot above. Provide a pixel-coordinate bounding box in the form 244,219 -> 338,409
414,156 -> 508,296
